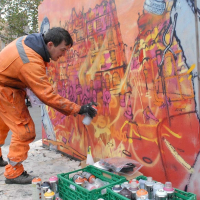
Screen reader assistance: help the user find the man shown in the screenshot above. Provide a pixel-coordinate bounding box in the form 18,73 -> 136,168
0,27 -> 97,184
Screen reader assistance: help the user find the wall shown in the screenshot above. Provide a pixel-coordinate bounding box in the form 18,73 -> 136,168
39,0 -> 200,196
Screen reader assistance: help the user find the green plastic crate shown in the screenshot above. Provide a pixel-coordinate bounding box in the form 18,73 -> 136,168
107,176 -> 197,200
57,165 -> 126,200
107,188 -> 130,200
174,189 -> 197,200
135,176 -> 196,200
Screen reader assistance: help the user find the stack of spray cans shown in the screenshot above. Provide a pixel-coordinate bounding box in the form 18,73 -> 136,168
32,176 -> 61,200
72,171 -> 109,191
111,177 -> 175,200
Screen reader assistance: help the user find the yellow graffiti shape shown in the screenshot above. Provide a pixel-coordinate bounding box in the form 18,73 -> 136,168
179,77 -> 184,82
111,125 -> 127,142
164,138 -> 193,173
163,125 -> 182,138
93,115 -> 111,138
179,64 -> 196,82
133,128 -> 158,144
122,121 -> 158,144
187,64 -> 196,74
188,75 -> 192,80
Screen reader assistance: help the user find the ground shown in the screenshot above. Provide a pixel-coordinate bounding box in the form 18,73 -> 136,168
0,140 -> 81,200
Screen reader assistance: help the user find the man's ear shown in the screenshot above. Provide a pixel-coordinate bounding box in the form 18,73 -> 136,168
46,41 -> 54,49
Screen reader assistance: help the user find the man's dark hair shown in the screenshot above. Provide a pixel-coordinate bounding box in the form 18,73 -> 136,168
43,27 -> 73,47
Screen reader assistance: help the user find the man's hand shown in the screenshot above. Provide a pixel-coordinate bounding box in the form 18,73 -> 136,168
78,102 -> 97,118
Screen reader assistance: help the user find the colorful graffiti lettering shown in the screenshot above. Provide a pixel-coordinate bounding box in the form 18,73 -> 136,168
39,0 -> 200,197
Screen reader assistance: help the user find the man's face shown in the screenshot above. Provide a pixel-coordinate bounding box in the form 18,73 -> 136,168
47,40 -> 71,61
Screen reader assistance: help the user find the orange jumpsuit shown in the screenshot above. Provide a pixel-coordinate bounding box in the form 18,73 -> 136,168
0,34 -> 81,178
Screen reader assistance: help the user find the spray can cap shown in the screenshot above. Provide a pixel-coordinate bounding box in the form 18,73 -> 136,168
156,182 -> 163,185
41,181 -> 51,188
147,177 -> 152,182
130,181 -> 138,188
163,182 -> 174,192
156,189 -> 167,197
136,189 -> 148,196
154,182 -> 164,188
49,176 -> 58,182
44,189 -> 55,197
32,177 -> 41,183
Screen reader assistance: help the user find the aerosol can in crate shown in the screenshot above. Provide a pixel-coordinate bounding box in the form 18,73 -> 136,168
155,189 -> 167,200
163,182 -> 175,200
81,172 -> 96,183
128,181 -> 139,200
144,177 -> 155,200
153,182 -> 164,198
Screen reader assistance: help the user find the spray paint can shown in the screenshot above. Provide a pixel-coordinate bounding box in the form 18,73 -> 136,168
163,182 -> 175,200
155,189 -> 167,200
139,179 -> 146,189
119,188 -> 132,199
136,189 -> 148,199
128,182 -> 139,200
153,182 -> 164,198
129,179 -> 140,187
49,176 -> 58,198
41,182 -> 51,200
81,172 -> 95,183
82,181 -> 96,190
82,105 -> 97,125
112,185 -> 123,193
44,189 -> 55,200
137,197 -> 148,200
73,174 -> 86,185
121,181 -> 130,189
32,177 -> 42,200
144,177 -> 154,200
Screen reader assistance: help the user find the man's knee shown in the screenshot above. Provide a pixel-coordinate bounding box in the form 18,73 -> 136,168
17,121 -> 36,142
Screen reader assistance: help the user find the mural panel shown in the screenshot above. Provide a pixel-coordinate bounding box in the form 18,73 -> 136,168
39,0 -> 200,197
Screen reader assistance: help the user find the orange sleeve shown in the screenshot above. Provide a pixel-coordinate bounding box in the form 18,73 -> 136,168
18,62 -> 81,116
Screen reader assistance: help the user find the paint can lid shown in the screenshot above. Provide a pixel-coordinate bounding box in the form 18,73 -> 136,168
49,176 -> 58,182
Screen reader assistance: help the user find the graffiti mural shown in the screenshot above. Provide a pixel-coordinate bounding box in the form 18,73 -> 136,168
39,0 -> 200,197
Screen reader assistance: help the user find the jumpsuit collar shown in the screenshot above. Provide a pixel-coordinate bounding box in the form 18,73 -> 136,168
24,33 -> 50,62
